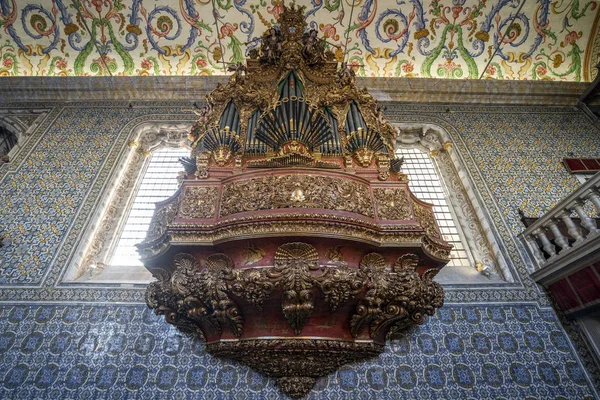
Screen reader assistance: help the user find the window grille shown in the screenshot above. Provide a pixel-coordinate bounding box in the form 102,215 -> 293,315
396,147 -> 472,268
108,147 -> 188,267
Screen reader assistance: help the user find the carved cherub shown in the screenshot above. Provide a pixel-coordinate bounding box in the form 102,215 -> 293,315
228,62 -> 247,83
184,102 -> 213,129
375,105 -> 387,125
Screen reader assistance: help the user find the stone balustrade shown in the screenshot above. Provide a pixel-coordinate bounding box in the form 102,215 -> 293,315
520,172 -> 600,282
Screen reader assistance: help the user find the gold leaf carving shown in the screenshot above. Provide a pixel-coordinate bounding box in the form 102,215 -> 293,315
207,339 -> 382,399
413,200 -> 442,238
317,266 -> 363,311
145,196 -> 181,242
241,243 -> 266,265
146,253 -> 243,338
271,243 -> 320,334
374,188 -> 411,220
350,253 -> 443,338
220,175 -> 374,217
325,245 -> 345,264
178,186 -> 219,219
147,248 -> 444,397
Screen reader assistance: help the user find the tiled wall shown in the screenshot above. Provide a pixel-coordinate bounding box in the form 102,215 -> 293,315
0,102 -> 599,398
0,303 -> 594,399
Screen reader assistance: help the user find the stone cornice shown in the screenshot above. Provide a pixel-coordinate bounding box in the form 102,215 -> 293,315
0,76 -> 589,105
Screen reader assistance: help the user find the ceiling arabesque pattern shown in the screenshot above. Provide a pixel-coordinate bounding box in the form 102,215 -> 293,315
0,0 -> 598,81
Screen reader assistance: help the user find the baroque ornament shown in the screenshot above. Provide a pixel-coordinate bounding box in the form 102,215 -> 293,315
146,246 -> 444,396
139,5 -> 451,398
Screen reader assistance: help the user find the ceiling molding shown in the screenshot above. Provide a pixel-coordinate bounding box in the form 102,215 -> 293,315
0,1 -> 597,82
0,76 -> 589,106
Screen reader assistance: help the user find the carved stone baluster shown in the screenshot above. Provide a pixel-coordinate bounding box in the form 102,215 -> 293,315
584,190 -> 600,216
569,201 -> 599,236
525,234 -> 546,266
558,211 -> 584,245
546,220 -> 570,253
532,228 -> 557,259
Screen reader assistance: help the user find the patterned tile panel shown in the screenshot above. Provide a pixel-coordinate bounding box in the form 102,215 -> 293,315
0,106 -> 190,285
389,106 -> 600,236
0,303 -> 596,399
0,0 -> 598,81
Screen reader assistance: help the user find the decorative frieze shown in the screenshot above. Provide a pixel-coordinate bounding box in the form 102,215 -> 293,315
219,174 -> 374,218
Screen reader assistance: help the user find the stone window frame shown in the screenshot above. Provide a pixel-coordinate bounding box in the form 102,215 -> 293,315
0,109 -> 48,165
63,122 -> 192,283
394,123 -> 512,282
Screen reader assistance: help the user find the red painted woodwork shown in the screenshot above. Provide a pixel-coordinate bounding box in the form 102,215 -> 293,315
549,279 -> 581,311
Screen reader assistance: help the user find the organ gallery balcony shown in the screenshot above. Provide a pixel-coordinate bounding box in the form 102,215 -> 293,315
135,5 -> 452,398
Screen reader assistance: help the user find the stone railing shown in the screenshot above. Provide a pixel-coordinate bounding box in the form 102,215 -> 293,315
520,172 -> 600,279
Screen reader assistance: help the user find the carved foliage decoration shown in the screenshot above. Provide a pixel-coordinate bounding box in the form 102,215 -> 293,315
177,186 -> 219,219
146,245 -> 445,398
146,253 -> 243,338
270,243 -> 320,334
373,188 -> 411,220
220,174 -> 374,217
147,246 -> 444,339
207,339 -> 383,399
351,253 -> 444,338
145,195 -> 181,242
413,200 -> 442,238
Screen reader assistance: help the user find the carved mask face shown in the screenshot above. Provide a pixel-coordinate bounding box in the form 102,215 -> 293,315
213,145 -> 233,166
354,148 -> 374,168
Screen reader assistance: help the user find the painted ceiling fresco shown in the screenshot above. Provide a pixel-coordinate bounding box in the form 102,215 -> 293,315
0,0 -> 598,81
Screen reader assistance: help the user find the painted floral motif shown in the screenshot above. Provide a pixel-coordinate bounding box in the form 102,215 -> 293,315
0,0 -> 596,80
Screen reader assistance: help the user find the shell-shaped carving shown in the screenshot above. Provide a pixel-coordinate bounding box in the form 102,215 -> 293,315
393,254 -> 419,271
205,253 -> 234,270
273,242 -> 319,334
359,253 -> 388,273
274,242 -> 319,269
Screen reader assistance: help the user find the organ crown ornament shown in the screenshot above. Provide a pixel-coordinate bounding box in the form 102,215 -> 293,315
139,4 -> 451,398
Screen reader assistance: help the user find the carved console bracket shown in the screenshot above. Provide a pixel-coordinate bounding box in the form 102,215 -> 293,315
146,243 -> 444,398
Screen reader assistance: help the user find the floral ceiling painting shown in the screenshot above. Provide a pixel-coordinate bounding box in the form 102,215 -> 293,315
0,0 -> 598,81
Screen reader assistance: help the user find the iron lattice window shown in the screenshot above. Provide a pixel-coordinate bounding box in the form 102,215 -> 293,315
109,147 -> 188,267
396,147 -> 473,268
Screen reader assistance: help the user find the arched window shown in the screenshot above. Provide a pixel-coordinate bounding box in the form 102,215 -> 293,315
108,147 -> 189,268
395,124 -> 511,283
396,147 -> 472,268
64,122 -> 192,283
